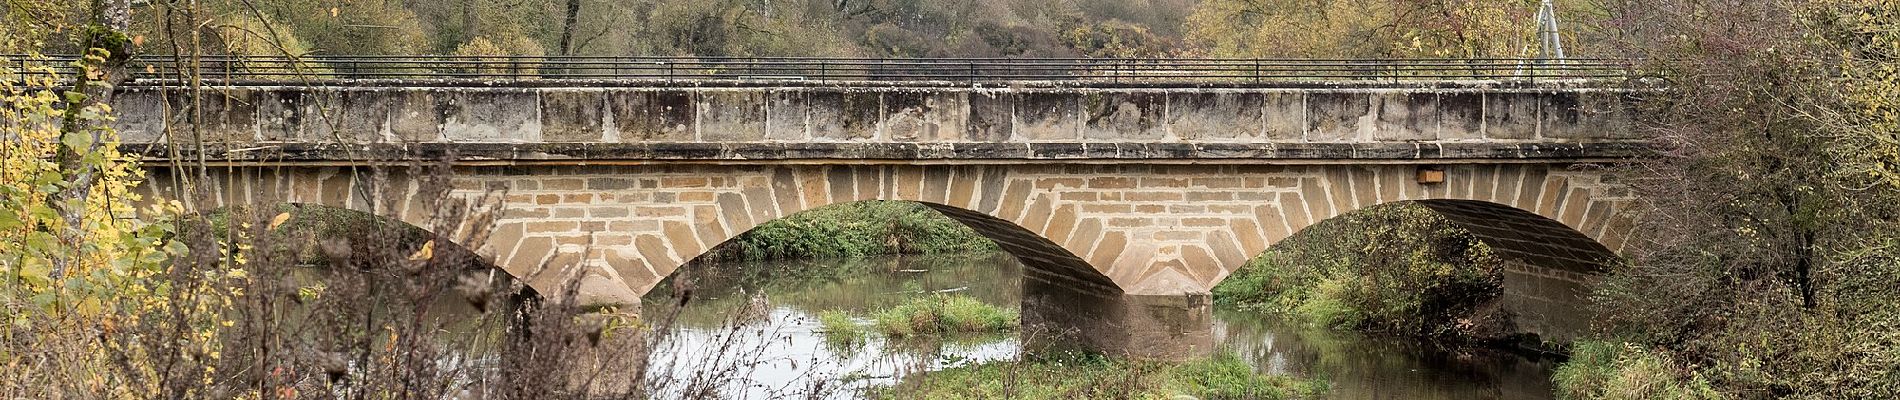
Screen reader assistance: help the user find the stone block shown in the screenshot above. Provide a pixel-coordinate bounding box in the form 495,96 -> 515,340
1261,92 -> 1305,140
1484,92 -> 1540,140
809,91 -> 877,141
699,91 -> 766,141
765,90 -> 809,141
967,92 -> 1012,141
335,90 -> 394,142
110,89 -> 167,143
1305,92 -> 1371,141
1372,92 -> 1436,142
255,89 -> 309,141
610,90 -> 695,142
884,91 -> 969,142
441,90 -> 539,142
1165,92 -> 1264,141
389,90 -> 441,142
1083,92 -> 1164,140
541,90 -> 604,142
1544,91 -> 1634,140
1012,92 -> 1079,141
1438,93 -> 1484,140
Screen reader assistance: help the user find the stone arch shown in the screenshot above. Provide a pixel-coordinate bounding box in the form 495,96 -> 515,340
1171,163 -> 1635,293
129,166 -> 597,299
612,165 -> 1123,298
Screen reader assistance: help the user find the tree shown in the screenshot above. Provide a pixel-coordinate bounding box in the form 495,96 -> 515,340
1183,0 -> 1599,58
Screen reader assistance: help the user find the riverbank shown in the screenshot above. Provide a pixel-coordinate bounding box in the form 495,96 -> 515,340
700,201 -> 998,262
872,350 -> 1325,399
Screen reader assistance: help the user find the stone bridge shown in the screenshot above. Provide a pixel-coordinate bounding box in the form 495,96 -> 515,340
113,80 -> 1643,354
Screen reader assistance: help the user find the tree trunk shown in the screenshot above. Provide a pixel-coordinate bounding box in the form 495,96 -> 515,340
558,0 -> 583,55
48,0 -> 133,279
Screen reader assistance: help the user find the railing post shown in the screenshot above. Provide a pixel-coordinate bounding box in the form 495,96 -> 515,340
1253,59 -> 1261,84
968,62 -> 976,86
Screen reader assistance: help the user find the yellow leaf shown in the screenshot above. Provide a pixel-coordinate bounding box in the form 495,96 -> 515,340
330,7 -> 340,17
408,240 -> 434,261
267,212 -> 291,230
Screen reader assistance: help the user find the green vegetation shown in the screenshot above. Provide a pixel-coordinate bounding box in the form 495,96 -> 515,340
818,294 -> 1018,342
704,201 -> 998,262
877,350 -> 1325,399
1547,1 -> 1900,398
1212,203 -> 1509,342
1552,341 -> 1723,400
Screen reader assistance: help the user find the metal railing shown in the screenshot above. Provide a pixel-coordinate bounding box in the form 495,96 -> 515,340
3,55 -> 1629,84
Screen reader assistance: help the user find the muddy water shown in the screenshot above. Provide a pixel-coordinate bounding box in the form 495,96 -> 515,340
642,252 -> 1558,399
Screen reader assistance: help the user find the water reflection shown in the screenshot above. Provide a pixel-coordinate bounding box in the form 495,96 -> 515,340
641,253 -> 1024,399
642,252 -> 1560,399
1215,309 -> 1559,400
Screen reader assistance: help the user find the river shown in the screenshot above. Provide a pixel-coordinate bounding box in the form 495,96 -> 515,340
640,252 -> 1559,399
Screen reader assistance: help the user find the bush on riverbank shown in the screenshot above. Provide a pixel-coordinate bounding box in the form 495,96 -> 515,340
702,201 -> 999,262
875,350 -> 1325,399
1211,203 -> 1510,342
1547,1 -> 1900,398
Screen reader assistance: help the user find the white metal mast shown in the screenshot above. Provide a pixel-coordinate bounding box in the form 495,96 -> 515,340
1535,0 -> 1566,61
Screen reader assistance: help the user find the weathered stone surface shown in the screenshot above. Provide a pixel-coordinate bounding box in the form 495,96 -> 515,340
441,91 -> 539,142
389,90 -> 441,141
1306,92 -> 1371,141
1167,92 -> 1265,140
1013,93 -> 1079,140
699,91 -> 766,141
110,90 -> 167,143
541,90 -> 603,142
765,90 -> 809,141
1372,92 -> 1436,142
1084,92 -> 1164,140
1485,92 -> 1541,140
610,90 -> 694,142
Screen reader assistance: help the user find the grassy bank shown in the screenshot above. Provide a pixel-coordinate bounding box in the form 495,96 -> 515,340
1211,203 -> 1511,343
874,351 -> 1325,399
702,201 -> 998,262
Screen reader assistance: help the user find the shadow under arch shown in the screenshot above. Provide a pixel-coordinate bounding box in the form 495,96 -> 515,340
657,200 -> 1122,298
1234,199 -> 1620,343
642,200 -> 1211,360
1412,199 -> 1618,274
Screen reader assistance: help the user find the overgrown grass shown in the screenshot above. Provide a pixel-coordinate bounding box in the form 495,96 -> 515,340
871,294 -> 1018,337
817,294 -> 1018,342
1552,341 -> 1724,400
875,350 -> 1325,399
703,201 -> 998,262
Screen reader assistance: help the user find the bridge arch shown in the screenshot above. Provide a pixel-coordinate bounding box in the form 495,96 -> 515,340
1181,164 -> 1634,292
580,165 -> 1126,297
132,167 -> 605,301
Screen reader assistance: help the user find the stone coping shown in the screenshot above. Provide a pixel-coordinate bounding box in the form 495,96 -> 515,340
123,141 -> 1655,164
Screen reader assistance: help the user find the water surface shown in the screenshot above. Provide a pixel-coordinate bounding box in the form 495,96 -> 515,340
642,252 -> 1558,399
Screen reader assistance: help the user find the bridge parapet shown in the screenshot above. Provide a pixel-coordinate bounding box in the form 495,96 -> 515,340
110,82 -> 1641,163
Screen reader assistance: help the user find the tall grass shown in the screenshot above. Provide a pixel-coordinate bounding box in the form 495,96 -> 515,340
875,350 -> 1325,399
1551,341 -> 1724,400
